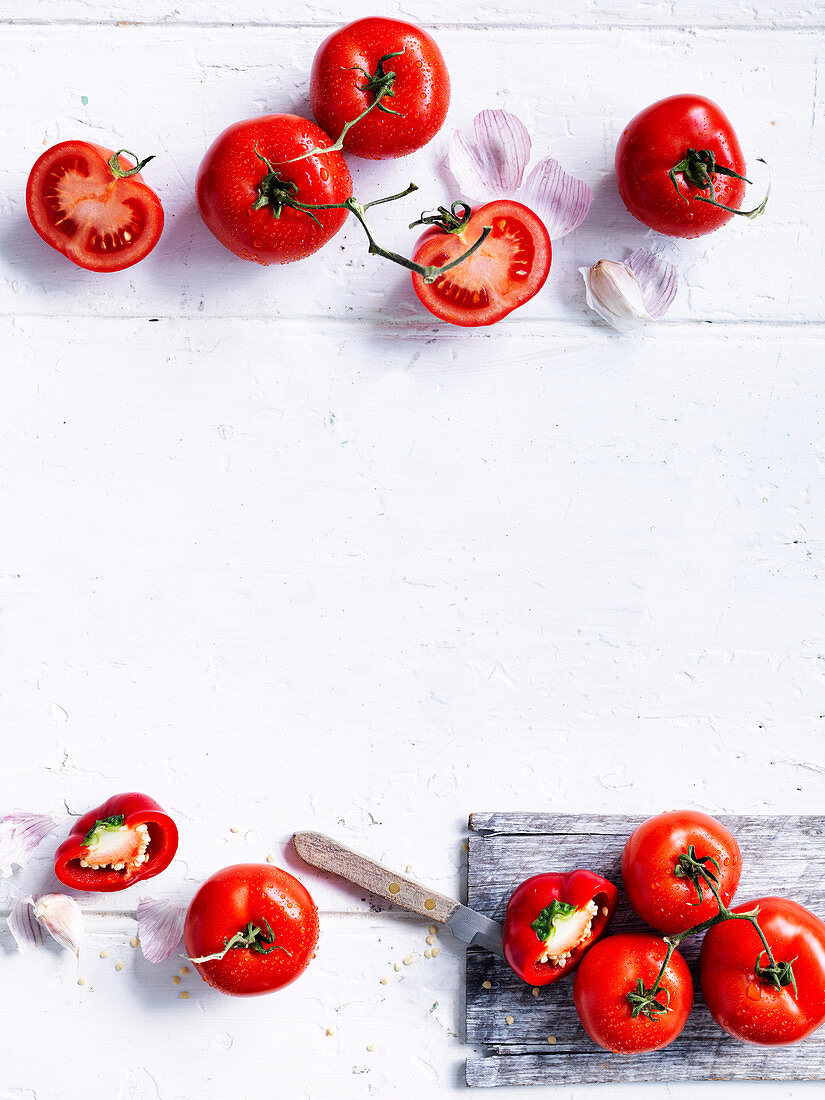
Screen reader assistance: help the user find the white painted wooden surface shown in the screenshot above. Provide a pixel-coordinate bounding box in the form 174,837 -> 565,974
1,1 -> 824,1097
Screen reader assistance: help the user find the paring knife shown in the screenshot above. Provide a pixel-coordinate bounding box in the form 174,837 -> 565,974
293,831 -> 504,957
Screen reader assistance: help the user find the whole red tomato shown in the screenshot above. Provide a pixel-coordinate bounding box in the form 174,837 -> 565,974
573,933 -> 694,1054
622,811 -> 741,934
184,863 -> 319,996
26,141 -> 163,272
700,897 -> 825,1045
310,17 -> 450,160
196,114 -> 352,265
615,95 -> 750,238
411,200 -> 551,327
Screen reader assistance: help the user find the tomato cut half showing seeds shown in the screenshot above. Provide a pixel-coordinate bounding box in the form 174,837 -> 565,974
26,141 -> 164,272
411,201 -> 551,327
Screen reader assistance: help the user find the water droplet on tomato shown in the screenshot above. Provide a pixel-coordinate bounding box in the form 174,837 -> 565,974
320,167 -> 329,181
252,238 -> 262,249
747,981 -> 762,1001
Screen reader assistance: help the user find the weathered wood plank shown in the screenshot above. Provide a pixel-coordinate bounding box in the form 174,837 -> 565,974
466,813 -> 825,1086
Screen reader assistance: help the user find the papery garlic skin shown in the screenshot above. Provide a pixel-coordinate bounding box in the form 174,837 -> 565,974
33,893 -> 84,954
582,259 -> 651,330
0,812 -> 59,877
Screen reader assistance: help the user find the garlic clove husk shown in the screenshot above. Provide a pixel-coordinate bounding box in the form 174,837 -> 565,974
518,156 -> 592,240
7,896 -> 45,953
136,897 -> 187,963
32,893 -> 84,954
0,812 -> 59,877
448,109 -> 532,202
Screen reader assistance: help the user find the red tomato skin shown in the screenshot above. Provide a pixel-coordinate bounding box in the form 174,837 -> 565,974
574,933 -> 694,1054
310,18 -> 450,160
622,811 -> 742,934
411,201 -> 551,328
184,863 -> 319,996
615,95 -> 747,238
26,141 -> 164,272
700,897 -> 825,1045
196,115 -> 352,265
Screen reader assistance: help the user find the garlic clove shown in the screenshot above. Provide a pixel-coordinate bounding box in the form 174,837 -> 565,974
581,251 -> 678,332
32,893 -> 84,954
136,897 -> 187,963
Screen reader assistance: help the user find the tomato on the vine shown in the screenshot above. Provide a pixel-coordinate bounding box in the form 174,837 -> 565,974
700,897 -> 825,1046
411,200 -> 551,327
622,811 -> 742,934
26,141 -> 163,272
573,933 -> 694,1054
615,95 -> 759,238
310,17 -> 450,160
184,863 -> 319,996
196,114 -> 352,265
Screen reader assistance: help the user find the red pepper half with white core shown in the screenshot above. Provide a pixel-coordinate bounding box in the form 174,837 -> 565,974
53,792 -> 178,892
503,870 -> 619,986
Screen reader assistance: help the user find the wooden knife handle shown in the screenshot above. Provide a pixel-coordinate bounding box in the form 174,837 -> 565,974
292,831 -> 460,924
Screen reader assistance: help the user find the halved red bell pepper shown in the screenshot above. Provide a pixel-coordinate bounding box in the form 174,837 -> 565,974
54,792 -> 178,892
503,870 -> 618,985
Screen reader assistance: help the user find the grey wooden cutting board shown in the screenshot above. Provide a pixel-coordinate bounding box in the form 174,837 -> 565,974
465,813 -> 825,1087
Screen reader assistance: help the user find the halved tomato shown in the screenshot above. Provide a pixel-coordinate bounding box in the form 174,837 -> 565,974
410,200 -> 551,327
26,141 -> 164,272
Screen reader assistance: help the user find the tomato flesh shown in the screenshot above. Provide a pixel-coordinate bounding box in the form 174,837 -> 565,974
411,201 -> 550,327
26,141 -> 163,272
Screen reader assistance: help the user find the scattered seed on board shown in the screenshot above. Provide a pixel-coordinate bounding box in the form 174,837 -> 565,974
429,926 -> 438,935
505,1016 -> 514,1026
394,962 -> 402,972
424,949 -> 432,958
172,975 -> 181,985
380,976 -> 389,985
115,961 -> 124,972
431,946 -> 440,957
426,935 -> 436,945
180,966 -> 189,976
77,977 -> 86,986
130,937 -> 139,948
482,980 -> 492,990
547,1036 -> 557,1045
180,991 -> 190,1000
230,826 -> 239,834
267,852 -> 276,863
366,1043 -> 375,1052
403,955 -> 413,966
99,950 -> 109,959
326,1027 -> 336,1036
532,987 -> 540,997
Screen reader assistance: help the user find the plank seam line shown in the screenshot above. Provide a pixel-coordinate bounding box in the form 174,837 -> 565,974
2,20 -> 823,31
